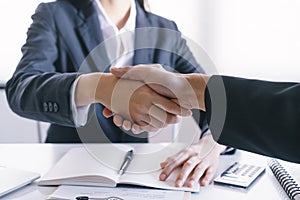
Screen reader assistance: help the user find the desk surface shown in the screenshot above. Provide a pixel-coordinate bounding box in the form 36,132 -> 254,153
0,143 -> 297,200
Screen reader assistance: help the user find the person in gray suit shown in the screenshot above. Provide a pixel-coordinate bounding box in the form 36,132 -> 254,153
5,0 -> 232,187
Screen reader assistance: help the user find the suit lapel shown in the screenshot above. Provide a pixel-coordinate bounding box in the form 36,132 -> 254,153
74,0 -> 110,72
133,1 -> 154,65
74,1 -> 102,52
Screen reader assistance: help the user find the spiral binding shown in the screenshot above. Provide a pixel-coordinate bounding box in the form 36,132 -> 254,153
268,159 -> 300,200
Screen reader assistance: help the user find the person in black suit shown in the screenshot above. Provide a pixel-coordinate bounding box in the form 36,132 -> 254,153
5,0 -> 231,187
110,64 -> 300,164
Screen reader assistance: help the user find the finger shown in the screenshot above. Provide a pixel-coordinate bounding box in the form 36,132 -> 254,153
175,156 -> 200,187
110,66 -> 132,78
159,151 -> 191,181
102,108 -> 114,118
147,106 -> 166,128
160,161 -> 168,168
148,105 -> 180,126
110,66 -> 146,80
171,98 -> 191,110
131,124 -> 143,134
122,120 -> 132,131
152,95 -> 192,117
148,116 -> 164,129
113,115 -> 124,127
161,149 -> 190,168
140,124 -> 159,133
186,162 -> 208,188
110,64 -> 162,79
133,115 -> 160,132
200,166 -> 217,186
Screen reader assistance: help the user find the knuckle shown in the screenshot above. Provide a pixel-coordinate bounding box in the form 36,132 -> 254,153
182,149 -> 189,154
189,176 -> 197,182
206,167 -> 214,174
184,160 -> 194,168
166,114 -> 177,124
195,164 -> 206,172
185,148 -> 194,155
164,102 -> 177,111
169,157 -> 177,164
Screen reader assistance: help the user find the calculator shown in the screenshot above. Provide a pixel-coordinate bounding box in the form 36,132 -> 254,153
214,162 -> 265,188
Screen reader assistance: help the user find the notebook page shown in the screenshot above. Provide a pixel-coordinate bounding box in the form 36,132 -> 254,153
39,148 -> 119,186
119,168 -> 199,192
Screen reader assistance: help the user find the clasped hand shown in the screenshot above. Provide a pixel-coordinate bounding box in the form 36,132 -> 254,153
103,64 -> 209,133
106,78 -> 191,132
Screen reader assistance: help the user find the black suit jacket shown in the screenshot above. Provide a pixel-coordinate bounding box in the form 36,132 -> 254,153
205,75 -> 300,163
6,0 -> 204,143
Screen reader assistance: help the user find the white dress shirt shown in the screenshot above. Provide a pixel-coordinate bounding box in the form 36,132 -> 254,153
70,0 -> 136,127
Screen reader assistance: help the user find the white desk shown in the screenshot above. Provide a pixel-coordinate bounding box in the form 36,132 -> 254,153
0,144 -> 298,200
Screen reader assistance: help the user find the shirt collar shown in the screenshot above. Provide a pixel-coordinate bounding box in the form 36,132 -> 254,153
93,0 -> 136,34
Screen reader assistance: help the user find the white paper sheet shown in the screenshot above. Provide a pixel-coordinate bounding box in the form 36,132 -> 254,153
48,185 -> 190,200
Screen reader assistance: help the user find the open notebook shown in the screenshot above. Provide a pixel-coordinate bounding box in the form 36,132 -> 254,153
0,166 -> 40,197
39,144 -> 200,192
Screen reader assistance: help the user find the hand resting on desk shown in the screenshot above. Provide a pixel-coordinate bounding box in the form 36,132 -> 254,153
159,133 -> 226,187
103,108 -> 225,188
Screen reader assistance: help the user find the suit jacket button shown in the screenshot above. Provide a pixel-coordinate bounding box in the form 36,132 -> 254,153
43,102 -> 48,112
48,102 -> 53,112
53,103 -> 59,112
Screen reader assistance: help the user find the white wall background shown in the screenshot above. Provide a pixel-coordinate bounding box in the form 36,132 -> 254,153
150,0 -> 300,82
0,0 -> 52,84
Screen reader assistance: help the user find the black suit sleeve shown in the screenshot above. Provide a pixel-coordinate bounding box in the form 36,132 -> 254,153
205,75 -> 300,163
5,3 -> 78,126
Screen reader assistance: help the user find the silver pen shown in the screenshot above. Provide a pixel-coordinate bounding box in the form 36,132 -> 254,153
118,149 -> 133,175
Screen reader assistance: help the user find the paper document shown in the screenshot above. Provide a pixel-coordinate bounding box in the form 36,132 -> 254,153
48,185 -> 190,200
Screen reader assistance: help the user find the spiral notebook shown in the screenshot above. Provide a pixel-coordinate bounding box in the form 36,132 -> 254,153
268,159 -> 300,200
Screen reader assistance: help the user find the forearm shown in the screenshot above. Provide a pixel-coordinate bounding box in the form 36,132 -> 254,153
184,74 -> 211,111
6,72 -> 78,126
75,73 -> 118,108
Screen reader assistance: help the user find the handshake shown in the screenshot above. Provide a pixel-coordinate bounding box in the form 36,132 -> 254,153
78,64 -> 210,134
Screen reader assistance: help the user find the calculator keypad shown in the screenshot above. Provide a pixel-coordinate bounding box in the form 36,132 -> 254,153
214,162 -> 265,188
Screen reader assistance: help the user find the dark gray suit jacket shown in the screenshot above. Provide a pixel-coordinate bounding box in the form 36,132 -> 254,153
6,0 -> 204,143
205,75 -> 300,163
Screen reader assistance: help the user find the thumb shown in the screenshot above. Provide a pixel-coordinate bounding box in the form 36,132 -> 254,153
111,64 -> 164,83
110,66 -> 147,81
110,66 -> 132,78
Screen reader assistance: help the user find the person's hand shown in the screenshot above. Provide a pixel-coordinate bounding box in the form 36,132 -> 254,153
98,74 -> 191,132
110,64 -> 210,110
159,133 -> 226,187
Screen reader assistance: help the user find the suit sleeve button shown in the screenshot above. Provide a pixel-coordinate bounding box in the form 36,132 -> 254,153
43,102 -> 48,112
53,103 -> 59,112
48,102 -> 53,112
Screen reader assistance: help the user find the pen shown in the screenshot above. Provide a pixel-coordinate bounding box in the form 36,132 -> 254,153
118,149 -> 133,175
